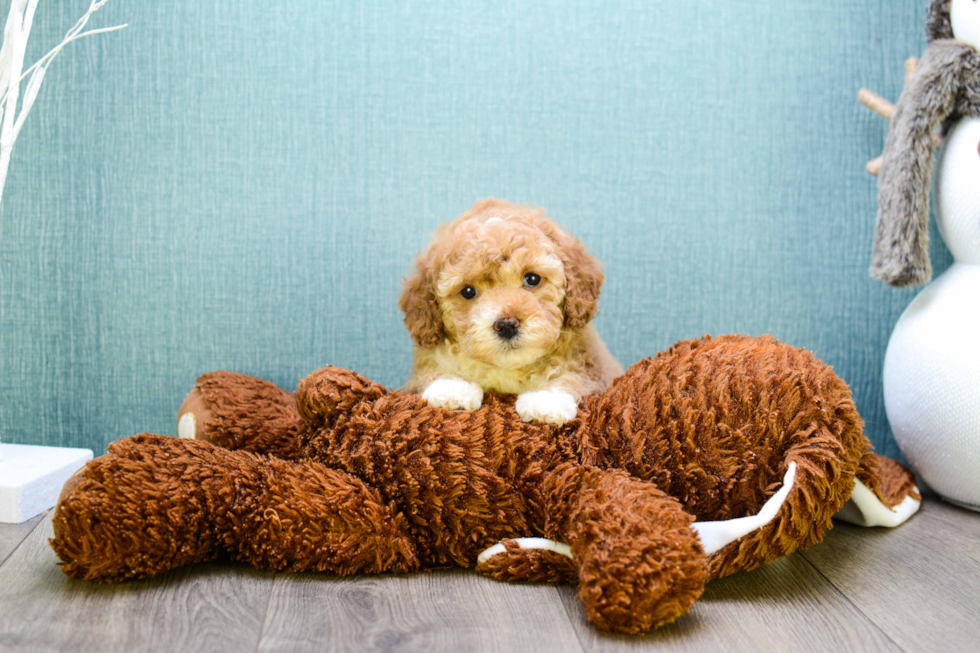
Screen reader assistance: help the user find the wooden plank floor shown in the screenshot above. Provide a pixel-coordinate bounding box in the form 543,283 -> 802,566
0,497 -> 976,653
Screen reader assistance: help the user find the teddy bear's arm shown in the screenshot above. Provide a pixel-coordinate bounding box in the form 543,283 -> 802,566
178,371 -> 304,459
51,434 -> 420,581
295,365 -> 392,425
177,366 -> 395,459
534,464 -> 707,634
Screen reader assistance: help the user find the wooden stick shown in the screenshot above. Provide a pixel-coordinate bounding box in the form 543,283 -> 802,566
905,57 -> 919,83
858,89 -> 895,120
861,57 -> 919,176
867,156 -> 883,176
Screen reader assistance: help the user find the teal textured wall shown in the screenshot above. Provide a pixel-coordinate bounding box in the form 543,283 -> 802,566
0,0 -> 947,459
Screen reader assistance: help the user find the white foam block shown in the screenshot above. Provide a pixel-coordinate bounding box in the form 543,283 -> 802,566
0,443 -> 93,523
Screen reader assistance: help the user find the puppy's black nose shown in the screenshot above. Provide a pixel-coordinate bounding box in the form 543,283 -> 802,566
493,317 -> 520,340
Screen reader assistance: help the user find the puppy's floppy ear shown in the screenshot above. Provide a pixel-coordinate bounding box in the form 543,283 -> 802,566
399,258 -> 445,347
551,227 -> 604,329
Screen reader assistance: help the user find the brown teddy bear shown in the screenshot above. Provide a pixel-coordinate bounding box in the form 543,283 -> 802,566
49,335 -> 919,634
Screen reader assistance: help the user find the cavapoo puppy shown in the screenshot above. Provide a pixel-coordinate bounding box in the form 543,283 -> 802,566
399,198 -> 622,425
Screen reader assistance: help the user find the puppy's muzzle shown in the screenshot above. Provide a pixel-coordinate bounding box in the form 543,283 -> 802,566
493,317 -> 521,341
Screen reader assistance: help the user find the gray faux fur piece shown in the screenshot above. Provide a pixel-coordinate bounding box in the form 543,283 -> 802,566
927,0 -> 954,41
872,1 -> 980,287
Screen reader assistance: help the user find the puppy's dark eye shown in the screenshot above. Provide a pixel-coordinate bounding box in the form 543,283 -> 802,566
523,273 -> 541,287
461,286 -> 477,300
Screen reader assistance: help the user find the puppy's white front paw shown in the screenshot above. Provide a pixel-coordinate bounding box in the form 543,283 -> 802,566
515,389 -> 578,425
422,378 -> 484,411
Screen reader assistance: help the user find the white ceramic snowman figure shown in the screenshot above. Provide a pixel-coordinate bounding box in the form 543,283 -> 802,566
883,0 -> 980,511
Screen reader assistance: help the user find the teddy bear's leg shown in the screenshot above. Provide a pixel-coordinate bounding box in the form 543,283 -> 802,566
530,464 -> 707,634
53,434 -> 230,581
51,434 -> 419,582
835,453 -> 921,527
177,371 -> 304,459
689,462 -> 797,556
477,464 -> 798,588
475,538 -> 578,583
705,451 -> 922,580
702,444 -> 851,580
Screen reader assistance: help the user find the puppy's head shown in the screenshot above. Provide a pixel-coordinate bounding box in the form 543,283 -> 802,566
399,199 -> 603,368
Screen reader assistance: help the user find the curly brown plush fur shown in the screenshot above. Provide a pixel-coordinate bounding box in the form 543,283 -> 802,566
50,335 -> 917,634
179,372 -> 304,460
477,539 -> 578,583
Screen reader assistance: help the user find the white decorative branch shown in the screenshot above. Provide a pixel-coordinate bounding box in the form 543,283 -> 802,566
0,0 -> 126,204
0,0 -> 125,459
